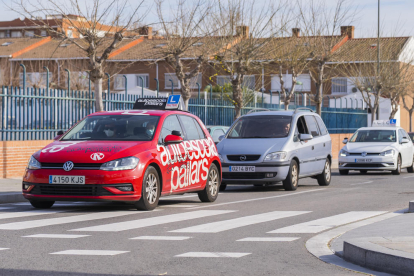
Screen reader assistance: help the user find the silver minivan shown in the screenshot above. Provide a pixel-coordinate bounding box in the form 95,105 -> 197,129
217,108 -> 332,191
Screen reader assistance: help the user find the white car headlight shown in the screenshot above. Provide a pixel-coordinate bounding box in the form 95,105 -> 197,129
380,149 -> 395,156
100,157 -> 139,171
264,151 -> 287,161
340,150 -> 350,157
27,156 -> 41,170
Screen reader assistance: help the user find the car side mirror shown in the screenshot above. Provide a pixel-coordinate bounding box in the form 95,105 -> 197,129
218,135 -> 225,142
299,134 -> 313,141
342,138 -> 348,144
171,130 -> 182,137
401,138 -> 410,144
164,134 -> 183,144
54,130 -> 64,140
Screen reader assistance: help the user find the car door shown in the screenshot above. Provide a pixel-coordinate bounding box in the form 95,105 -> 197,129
293,115 -> 313,176
304,115 -> 324,174
399,129 -> 413,166
314,115 -> 331,167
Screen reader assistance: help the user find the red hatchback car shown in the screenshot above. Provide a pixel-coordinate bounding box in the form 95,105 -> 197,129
23,96 -> 221,210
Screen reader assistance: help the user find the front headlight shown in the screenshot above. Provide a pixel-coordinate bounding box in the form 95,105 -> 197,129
100,157 -> 139,171
27,156 -> 41,170
340,150 -> 350,157
380,149 -> 395,156
264,151 -> 287,161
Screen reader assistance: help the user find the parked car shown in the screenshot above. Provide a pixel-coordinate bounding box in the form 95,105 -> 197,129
23,96 -> 221,211
216,108 -> 332,191
408,132 -> 414,142
338,122 -> 414,175
207,125 -> 229,144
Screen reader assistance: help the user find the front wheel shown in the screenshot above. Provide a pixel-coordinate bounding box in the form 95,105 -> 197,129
198,164 -> 219,202
135,166 -> 160,211
30,200 -> 55,209
283,160 -> 299,191
392,155 -> 402,175
317,158 -> 331,186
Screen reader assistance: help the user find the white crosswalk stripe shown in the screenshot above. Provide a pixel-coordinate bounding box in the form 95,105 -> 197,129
175,252 -> 251,258
268,211 -> 387,233
0,248 -> 9,251
170,211 -> 310,233
23,234 -> 90,239
237,237 -> 300,242
70,210 -> 236,232
50,250 -> 129,256
130,236 -> 191,240
0,211 -> 140,230
0,209 -> 69,221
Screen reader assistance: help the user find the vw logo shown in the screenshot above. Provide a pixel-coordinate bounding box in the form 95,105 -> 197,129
63,161 -> 74,172
90,152 -> 105,161
361,152 -> 368,157
240,155 -> 247,161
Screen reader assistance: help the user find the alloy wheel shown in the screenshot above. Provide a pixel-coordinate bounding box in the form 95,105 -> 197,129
325,161 -> 331,182
209,169 -> 218,197
292,164 -> 298,187
145,173 -> 158,204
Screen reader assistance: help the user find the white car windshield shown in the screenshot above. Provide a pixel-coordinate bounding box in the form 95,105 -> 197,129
228,115 -> 292,138
349,129 -> 396,143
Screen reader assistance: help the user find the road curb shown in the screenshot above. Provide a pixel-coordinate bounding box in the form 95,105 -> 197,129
343,237 -> 414,276
0,192 -> 25,204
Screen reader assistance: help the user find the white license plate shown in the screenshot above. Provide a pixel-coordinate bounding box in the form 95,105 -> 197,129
229,166 -> 255,172
355,159 -> 373,163
49,175 -> 85,184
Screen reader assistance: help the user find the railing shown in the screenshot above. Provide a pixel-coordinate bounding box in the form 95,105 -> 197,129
0,86 -> 367,140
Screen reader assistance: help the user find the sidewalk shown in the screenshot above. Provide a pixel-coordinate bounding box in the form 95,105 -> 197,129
331,209 -> 414,276
0,178 -> 25,203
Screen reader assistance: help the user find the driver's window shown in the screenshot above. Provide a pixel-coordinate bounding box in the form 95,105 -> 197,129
294,116 -> 308,142
159,115 -> 183,144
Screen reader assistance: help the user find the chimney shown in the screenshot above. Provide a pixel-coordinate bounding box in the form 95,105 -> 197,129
236,26 -> 249,38
292,28 -> 300,38
138,26 -> 153,39
340,26 -> 354,39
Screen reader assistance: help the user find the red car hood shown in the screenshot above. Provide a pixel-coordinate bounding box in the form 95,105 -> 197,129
33,140 -> 151,163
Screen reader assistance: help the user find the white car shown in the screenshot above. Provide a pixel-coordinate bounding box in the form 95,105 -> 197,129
338,124 -> 414,175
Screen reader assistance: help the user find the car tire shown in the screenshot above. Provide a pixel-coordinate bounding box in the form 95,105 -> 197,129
392,155 -> 402,175
135,166 -> 160,211
30,200 -> 55,209
219,183 -> 227,191
339,170 -> 349,175
283,159 -> 299,191
198,164 -> 219,202
317,158 -> 331,186
360,170 -> 368,174
407,157 -> 414,173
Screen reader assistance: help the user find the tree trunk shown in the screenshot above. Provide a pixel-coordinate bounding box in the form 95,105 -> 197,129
232,82 -> 243,120
94,78 -> 104,112
315,62 -> 324,115
180,83 -> 191,111
371,104 -> 378,124
410,110 -> 413,132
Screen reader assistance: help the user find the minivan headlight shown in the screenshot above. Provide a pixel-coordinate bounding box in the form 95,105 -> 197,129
380,149 -> 394,156
100,157 -> 139,171
340,150 -> 350,157
27,156 -> 41,170
264,151 -> 287,161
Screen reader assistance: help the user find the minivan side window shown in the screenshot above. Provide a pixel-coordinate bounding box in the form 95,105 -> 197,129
293,116 -> 308,142
304,115 -> 320,137
315,116 -> 328,135
159,115 -> 183,143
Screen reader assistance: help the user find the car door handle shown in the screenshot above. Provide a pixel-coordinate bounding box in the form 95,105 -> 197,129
323,143 -> 325,147
312,146 -> 314,150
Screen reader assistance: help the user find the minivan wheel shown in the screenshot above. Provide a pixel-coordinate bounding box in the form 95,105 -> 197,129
392,155 -> 402,175
317,158 -> 331,186
198,164 -> 219,202
283,160 -> 299,191
135,166 -> 160,211
339,170 -> 349,175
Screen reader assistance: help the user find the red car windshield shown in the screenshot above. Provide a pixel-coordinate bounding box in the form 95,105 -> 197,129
62,115 -> 160,141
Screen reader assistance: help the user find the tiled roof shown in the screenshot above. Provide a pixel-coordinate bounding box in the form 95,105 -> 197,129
0,18 -> 59,28
0,37 -> 48,57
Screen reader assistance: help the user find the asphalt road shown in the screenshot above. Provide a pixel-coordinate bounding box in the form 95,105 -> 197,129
0,169 -> 413,276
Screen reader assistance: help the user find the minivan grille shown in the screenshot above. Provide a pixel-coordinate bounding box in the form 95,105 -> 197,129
227,155 -> 261,161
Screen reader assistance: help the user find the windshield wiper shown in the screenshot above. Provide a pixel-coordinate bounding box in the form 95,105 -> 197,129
243,136 -> 272,138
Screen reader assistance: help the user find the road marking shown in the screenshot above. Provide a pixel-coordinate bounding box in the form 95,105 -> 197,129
159,205 -> 197,208
0,211 -> 139,230
130,236 -> 191,240
350,181 -> 373,186
12,202 -> 89,206
175,252 -> 250,258
0,248 -> 9,251
50,250 -> 129,256
268,211 -> 387,234
170,211 -> 310,233
237,237 -> 300,242
23,234 -> 90,239
403,176 -> 414,178
189,188 -> 326,209
0,209 -> 68,220
70,210 -> 236,232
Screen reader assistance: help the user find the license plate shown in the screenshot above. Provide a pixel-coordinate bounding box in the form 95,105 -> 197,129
49,175 -> 85,184
229,166 -> 255,172
355,159 -> 373,163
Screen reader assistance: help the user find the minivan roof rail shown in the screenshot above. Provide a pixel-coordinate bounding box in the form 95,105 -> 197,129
294,107 -> 314,114
246,108 -> 270,114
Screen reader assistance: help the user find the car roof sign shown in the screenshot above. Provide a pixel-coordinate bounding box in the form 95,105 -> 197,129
132,95 -> 184,111
372,119 -> 397,127
166,95 -> 184,110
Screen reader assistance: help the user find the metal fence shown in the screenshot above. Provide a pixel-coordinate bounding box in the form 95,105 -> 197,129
0,86 -> 367,140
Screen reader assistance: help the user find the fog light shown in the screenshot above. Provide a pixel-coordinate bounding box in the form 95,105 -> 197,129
265,173 -> 274,178
23,184 -> 34,192
116,185 -> 134,192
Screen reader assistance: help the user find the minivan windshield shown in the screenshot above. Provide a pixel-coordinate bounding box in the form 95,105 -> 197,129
349,129 -> 396,143
228,115 -> 292,139
62,115 -> 160,141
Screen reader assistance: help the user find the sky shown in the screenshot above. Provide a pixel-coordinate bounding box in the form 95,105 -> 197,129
1,0 -> 414,38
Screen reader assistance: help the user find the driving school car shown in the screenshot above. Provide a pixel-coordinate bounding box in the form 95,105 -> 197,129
23,95 -> 221,211
338,120 -> 414,175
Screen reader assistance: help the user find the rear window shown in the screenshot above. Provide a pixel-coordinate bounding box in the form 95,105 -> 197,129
228,115 -> 292,139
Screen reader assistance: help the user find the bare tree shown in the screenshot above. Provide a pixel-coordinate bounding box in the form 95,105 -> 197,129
403,88 -> 414,132
11,0 -> 147,111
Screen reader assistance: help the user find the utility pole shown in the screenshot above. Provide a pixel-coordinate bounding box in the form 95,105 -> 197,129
376,0 -> 380,120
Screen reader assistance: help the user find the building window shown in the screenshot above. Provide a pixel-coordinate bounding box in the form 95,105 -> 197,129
114,75 -> 126,90
165,73 -> 180,89
136,74 -> 149,88
217,75 -> 231,86
189,73 -> 202,88
40,30 -> 47,37
24,31 -> 34,37
0,32 -> 5,38
271,74 -> 293,91
332,78 -> 348,94
11,31 -> 22,38
243,75 -> 255,90
296,74 -> 311,91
